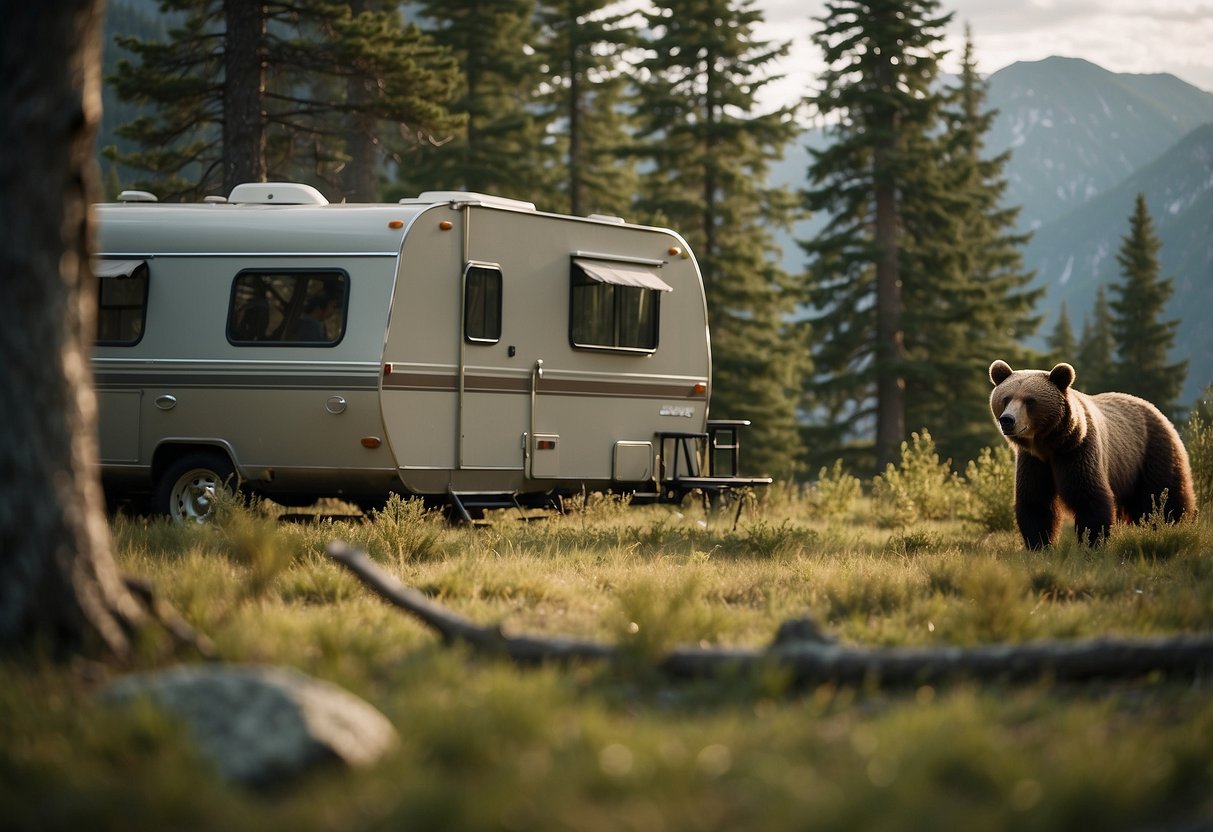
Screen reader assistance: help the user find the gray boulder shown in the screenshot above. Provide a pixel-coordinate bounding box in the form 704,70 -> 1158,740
100,664 -> 398,786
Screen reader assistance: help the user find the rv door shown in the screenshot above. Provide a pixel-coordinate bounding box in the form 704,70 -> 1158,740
455,261 -> 530,473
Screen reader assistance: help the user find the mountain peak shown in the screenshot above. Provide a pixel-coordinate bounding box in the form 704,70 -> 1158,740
985,58 -> 1213,228
994,55 -> 1200,90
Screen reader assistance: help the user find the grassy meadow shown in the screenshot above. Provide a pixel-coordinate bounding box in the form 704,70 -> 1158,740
4,432 -> 1213,831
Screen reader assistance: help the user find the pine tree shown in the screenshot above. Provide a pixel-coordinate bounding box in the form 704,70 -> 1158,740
802,0 -> 952,470
1109,193 -> 1187,414
534,1 -> 638,217
106,0 -> 459,201
100,0 -> 169,183
1048,302 -> 1077,364
406,0 -> 555,205
325,0 -> 460,201
1076,286 -> 1115,393
630,0 -> 806,478
900,30 -> 1041,468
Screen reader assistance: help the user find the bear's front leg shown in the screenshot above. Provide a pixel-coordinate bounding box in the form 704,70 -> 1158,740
1014,453 -> 1058,549
1055,458 -> 1114,545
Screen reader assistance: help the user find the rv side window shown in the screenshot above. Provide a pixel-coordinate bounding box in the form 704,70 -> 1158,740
569,259 -> 666,352
227,270 -> 348,346
464,264 -> 502,343
95,260 -> 149,346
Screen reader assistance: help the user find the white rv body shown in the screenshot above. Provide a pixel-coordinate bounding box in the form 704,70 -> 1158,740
93,185 -> 761,518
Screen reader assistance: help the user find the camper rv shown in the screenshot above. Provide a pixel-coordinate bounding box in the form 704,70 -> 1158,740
93,183 -> 770,521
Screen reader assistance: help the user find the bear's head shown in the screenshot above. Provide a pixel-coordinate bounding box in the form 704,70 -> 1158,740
988,360 -> 1075,448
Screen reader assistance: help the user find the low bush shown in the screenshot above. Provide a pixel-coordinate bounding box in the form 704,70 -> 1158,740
871,429 -> 963,527
805,459 -> 862,522
1184,399 -> 1213,511
960,445 -> 1016,533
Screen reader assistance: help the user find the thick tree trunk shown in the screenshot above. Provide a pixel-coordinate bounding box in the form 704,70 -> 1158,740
344,100 -> 380,202
873,172 -> 904,468
566,21 -> 582,217
872,58 -> 905,470
0,1 -> 142,656
342,0 -> 380,202
223,0 -> 267,194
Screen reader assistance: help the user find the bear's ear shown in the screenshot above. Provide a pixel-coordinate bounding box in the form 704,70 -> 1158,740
1048,363 -> 1075,391
989,360 -> 1013,386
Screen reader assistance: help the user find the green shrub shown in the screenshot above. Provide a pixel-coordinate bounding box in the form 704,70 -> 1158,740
1184,401 -> 1213,512
806,459 -> 861,521
871,429 -> 962,527
960,445 -> 1016,532
355,494 -> 444,564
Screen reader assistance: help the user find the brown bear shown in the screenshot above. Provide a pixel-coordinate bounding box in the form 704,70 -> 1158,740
988,360 -> 1195,548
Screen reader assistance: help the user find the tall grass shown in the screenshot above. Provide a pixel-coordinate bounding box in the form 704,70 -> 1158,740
4,475 -> 1212,831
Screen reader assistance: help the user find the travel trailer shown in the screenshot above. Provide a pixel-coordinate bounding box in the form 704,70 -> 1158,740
93,182 -> 770,521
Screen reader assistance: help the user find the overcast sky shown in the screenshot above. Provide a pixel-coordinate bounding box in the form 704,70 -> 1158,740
750,0 -> 1213,109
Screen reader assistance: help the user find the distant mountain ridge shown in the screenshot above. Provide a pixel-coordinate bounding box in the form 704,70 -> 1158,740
985,56 -> 1213,230
1022,122 -> 1213,404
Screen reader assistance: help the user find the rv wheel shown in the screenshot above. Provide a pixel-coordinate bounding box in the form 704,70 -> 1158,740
154,452 -> 237,523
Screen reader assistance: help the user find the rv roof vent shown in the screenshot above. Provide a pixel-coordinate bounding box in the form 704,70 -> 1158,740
227,182 -> 329,205
411,191 -> 536,212
587,213 -> 626,224
118,189 -> 158,203
203,195 -> 227,204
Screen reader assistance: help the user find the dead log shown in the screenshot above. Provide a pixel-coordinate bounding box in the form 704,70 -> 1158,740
327,541 -> 1213,686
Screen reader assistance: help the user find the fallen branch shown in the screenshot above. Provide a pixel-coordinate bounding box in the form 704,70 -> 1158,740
327,541 -> 613,664
123,576 -> 218,661
327,541 -> 1213,686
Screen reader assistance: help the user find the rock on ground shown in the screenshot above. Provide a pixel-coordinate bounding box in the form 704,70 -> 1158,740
100,663 -> 398,786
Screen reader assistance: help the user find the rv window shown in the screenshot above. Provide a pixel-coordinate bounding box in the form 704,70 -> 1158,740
95,260 -> 149,346
227,270 -> 348,346
569,260 -> 664,351
464,264 -> 502,343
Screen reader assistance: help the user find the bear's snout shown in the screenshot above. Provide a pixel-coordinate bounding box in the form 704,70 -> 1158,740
999,415 -> 1016,434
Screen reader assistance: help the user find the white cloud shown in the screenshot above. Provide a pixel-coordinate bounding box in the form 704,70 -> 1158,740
747,0 -> 1213,109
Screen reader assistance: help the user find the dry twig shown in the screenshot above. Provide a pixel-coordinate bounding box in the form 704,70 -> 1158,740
327,540 -> 1213,686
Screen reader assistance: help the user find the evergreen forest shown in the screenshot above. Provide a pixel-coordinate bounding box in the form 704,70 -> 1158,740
100,0 -> 1194,480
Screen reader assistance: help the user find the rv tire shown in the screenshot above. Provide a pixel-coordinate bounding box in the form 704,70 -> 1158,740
154,451 -> 238,523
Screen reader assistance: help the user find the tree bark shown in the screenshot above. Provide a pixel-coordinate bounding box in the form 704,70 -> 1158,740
330,542 -> 1213,686
566,18 -> 582,217
223,0 -> 268,194
872,54 -> 906,470
0,0 -> 142,657
342,0 -> 380,202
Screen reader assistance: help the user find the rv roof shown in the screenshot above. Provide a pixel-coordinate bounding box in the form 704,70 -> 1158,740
93,186 -> 676,256
94,201 -> 425,256
405,191 -> 536,212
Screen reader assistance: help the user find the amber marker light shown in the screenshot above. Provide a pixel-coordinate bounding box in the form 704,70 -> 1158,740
439,220 -> 454,230
361,436 -> 382,449
388,220 -> 404,229
668,245 -> 682,256
692,382 -> 707,396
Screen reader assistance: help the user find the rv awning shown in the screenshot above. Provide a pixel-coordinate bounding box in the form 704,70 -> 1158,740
574,258 -> 673,292
94,259 -> 147,278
